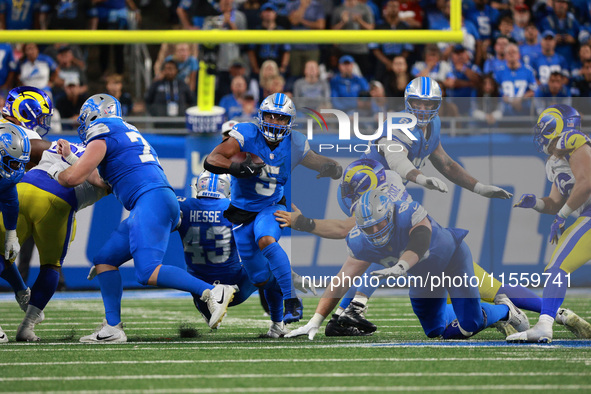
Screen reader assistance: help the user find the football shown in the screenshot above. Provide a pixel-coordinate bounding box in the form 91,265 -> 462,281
230,151 -> 265,165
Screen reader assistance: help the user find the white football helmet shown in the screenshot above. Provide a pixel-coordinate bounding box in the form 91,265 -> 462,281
404,77 -> 442,127
257,93 -> 296,142
353,189 -> 395,247
195,170 -> 231,199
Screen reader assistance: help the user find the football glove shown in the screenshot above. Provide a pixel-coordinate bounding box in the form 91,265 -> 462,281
371,260 -> 410,280
4,230 -> 19,262
550,215 -> 566,244
316,162 -> 343,180
292,270 -> 317,296
474,182 -> 513,199
513,193 -> 537,208
284,320 -> 320,340
229,153 -> 265,178
415,174 -> 448,193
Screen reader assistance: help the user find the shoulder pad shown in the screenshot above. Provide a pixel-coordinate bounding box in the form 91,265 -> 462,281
86,121 -> 111,142
562,131 -> 589,152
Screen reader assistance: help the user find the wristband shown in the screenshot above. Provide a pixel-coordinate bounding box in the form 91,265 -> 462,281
65,152 -> 78,165
293,215 -> 316,232
310,312 -> 325,328
558,203 -> 574,219
397,259 -> 410,272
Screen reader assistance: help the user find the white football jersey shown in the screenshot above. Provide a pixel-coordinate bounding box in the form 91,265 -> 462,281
545,154 -> 591,218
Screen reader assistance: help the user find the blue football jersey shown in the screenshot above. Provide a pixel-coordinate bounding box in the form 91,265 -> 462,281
530,53 -> 568,84
228,123 -> 309,211
494,64 -> 537,98
364,113 -> 442,179
177,196 -> 241,275
86,117 -> 172,210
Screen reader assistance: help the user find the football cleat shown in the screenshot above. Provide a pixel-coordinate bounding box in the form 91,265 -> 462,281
325,314 -> 373,337
201,284 -> 236,329
283,297 -> 303,324
338,301 -> 377,333
0,325 -> 8,343
264,321 -> 291,338
16,305 -> 44,342
494,293 -> 530,334
506,320 -> 553,343
193,297 -> 212,327
556,308 -> 591,339
80,320 -> 127,343
15,288 -> 31,312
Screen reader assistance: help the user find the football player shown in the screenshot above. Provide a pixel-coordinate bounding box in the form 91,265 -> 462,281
51,94 -> 236,343
0,123 -> 31,343
204,93 -> 342,323
508,104 -> 591,342
287,189 -> 529,340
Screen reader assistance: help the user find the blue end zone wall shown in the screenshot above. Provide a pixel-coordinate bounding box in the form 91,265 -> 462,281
9,133 -> 591,290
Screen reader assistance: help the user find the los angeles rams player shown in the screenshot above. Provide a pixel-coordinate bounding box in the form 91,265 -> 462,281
0,123 -> 31,343
51,94 -> 236,343
0,86 -> 53,312
9,140 -> 109,342
508,104 -> 591,343
287,189 -> 529,340
204,93 -> 342,323
178,170 -> 289,337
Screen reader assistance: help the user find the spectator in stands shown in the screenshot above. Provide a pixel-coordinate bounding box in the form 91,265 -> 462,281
464,0 -> 500,65
0,43 -> 16,91
177,0 -> 219,29
445,45 -> 481,114
370,0 -> 413,81
471,74 -> 503,128
425,0 -> 449,31
164,43 -> 198,94
494,15 -> 513,40
571,43 -> 591,79
397,0 -> 422,28
483,35 -> 509,74
410,44 -> 451,82
494,43 -> 535,115
96,0 -> 141,75
55,75 -> 87,125
534,70 -> 571,115
540,0 -> 580,65
330,0 -> 375,77
219,75 -> 248,120
42,0 -> 98,30
438,83 -> 460,118
330,55 -> 369,113
239,0 -> 263,29
0,0 -> 43,29
105,73 -> 133,116
235,93 -> 258,121
262,74 -> 285,96
258,59 -> 280,100
43,44 -> 86,68
519,22 -> 540,66
16,43 -> 58,96
571,59 -> 591,103
248,3 -> 291,76
511,3 -> 530,44
369,79 -> 387,114
293,60 -> 330,108
153,43 -> 198,80
383,55 -> 410,98
287,0 -> 325,78
530,30 -> 568,85
145,60 -> 193,117
55,46 -> 87,95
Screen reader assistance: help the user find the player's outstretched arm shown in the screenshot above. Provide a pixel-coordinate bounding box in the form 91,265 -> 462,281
50,139 -> 107,188
300,150 -> 343,180
429,142 -> 512,199
274,203 -> 356,239
514,184 -> 565,215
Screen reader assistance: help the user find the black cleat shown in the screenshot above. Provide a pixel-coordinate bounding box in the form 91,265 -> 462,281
283,297 -> 303,324
325,314 -> 373,337
338,301 -> 377,333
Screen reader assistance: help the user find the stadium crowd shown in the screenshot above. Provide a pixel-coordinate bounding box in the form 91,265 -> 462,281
1,0 -> 591,125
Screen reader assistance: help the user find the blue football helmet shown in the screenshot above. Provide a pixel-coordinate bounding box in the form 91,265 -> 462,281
353,189 -> 395,247
77,94 -> 122,144
257,93 -> 296,142
404,77 -> 442,127
195,170 -> 231,199
0,123 -> 31,182
2,86 -> 53,137
341,158 -> 387,214
534,104 -> 581,155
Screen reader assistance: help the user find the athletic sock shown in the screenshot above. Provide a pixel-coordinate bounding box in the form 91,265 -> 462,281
97,270 -> 123,326
29,267 -> 59,310
498,284 -> 542,313
156,265 -> 213,295
0,261 -> 26,293
262,242 -> 293,300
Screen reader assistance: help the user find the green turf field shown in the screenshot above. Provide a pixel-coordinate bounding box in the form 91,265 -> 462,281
1,292 -> 590,393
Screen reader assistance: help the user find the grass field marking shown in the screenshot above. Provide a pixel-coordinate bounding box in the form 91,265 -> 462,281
1,371 -> 590,382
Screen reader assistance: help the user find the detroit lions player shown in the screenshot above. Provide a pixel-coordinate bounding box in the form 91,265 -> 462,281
287,189 -> 529,340
509,104 -> 591,343
0,123 -> 31,343
204,93 -> 342,323
10,140 -> 109,341
0,86 -> 53,311
178,170 -> 290,337
51,94 -> 236,343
